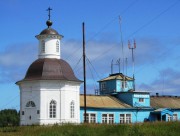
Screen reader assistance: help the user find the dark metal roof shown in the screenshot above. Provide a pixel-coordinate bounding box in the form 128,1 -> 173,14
20,58 -> 82,82
40,28 -> 59,35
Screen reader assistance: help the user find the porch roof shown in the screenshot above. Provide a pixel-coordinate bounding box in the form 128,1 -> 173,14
151,108 -> 173,116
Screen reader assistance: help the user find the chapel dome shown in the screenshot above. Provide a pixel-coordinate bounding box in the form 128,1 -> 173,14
23,58 -> 81,82
39,28 -> 59,35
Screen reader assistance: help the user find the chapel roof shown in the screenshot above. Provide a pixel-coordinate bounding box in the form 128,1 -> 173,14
18,58 -> 81,82
40,27 -> 59,35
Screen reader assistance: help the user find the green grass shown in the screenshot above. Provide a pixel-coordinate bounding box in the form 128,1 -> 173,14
0,122 -> 180,136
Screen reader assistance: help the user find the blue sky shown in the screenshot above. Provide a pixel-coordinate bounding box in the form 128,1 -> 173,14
0,0 -> 180,110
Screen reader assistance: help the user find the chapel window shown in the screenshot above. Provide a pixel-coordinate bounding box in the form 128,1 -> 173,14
41,40 -> 45,53
49,100 -> 56,118
56,40 -> 59,52
26,101 -> 36,107
70,101 -> 75,118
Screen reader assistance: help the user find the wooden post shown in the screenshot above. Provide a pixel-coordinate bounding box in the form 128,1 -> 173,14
82,22 -> 87,123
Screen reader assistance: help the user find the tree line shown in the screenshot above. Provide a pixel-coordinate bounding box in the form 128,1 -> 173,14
0,109 -> 19,127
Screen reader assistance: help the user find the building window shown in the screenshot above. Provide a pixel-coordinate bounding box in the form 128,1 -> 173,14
37,110 -> 40,114
41,40 -> 45,53
173,114 -> 178,121
70,101 -> 75,118
101,82 -> 106,91
22,111 -> 24,115
167,114 -> 171,121
122,81 -> 127,88
83,113 -> 96,123
90,114 -> 96,123
120,114 -> 132,124
26,101 -> 36,107
102,114 -> 108,124
84,113 -> 89,123
109,114 -> 114,124
126,114 -> 131,123
139,98 -> 144,102
120,114 -> 125,124
56,40 -> 59,52
102,114 -> 114,124
49,100 -> 56,118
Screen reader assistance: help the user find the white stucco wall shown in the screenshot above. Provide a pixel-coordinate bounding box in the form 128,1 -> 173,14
18,80 -> 81,125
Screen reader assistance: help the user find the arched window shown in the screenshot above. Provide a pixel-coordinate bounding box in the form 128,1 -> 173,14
56,40 -> 59,52
70,101 -> 75,118
49,100 -> 56,118
41,40 -> 45,53
26,101 -> 36,107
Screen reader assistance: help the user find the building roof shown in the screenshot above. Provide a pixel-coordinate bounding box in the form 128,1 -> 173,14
17,58 -> 81,83
80,95 -> 131,108
150,96 -> 180,108
98,73 -> 134,82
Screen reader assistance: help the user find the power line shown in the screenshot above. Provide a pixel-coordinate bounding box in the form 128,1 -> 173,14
86,56 -> 101,80
88,0 -> 180,63
65,0 -> 139,62
127,0 -> 180,39
0,94 -> 19,110
73,55 -> 83,71
86,58 -> 98,90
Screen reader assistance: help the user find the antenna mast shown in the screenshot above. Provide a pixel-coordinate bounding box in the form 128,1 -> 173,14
119,16 -> 126,91
128,40 -> 136,91
119,16 -> 124,74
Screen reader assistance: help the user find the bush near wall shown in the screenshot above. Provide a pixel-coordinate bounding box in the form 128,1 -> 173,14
0,109 -> 19,127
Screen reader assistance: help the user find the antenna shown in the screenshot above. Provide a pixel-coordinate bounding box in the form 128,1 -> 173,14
111,59 -> 121,74
119,16 -> 126,91
119,16 -> 124,75
116,58 -> 121,73
128,39 -> 136,91
125,58 -> 128,76
111,59 -> 113,74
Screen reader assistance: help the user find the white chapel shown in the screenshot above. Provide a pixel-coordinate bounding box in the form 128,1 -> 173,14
16,12 -> 82,125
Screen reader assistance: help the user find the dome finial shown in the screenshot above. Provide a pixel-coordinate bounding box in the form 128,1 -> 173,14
46,7 -> 53,28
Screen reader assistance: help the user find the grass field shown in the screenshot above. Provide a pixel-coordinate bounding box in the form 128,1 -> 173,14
0,122 -> 180,136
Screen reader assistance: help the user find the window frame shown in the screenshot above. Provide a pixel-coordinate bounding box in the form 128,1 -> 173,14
102,113 -> 114,124
120,113 -> 132,124
173,114 -> 178,121
70,101 -> 75,118
26,101 -> 36,108
83,113 -> 97,123
49,100 -> 57,119
56,40 -> 59,53
139,98 -> 144,102
101,82 -> 106,91
41,40 -> 45,53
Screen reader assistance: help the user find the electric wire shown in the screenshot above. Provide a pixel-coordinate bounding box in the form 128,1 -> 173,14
65,0 -> 139,62
86,57 -> 98,90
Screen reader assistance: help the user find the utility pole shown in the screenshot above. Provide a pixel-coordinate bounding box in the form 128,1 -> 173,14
82,22 -> 87,123
128,40 -> 136,91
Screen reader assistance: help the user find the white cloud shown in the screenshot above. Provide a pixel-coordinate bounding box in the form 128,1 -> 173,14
0,43 -> 36,83
138,68 -> 180,95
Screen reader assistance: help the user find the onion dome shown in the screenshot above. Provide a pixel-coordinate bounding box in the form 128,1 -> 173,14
21,58 -> 81,82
